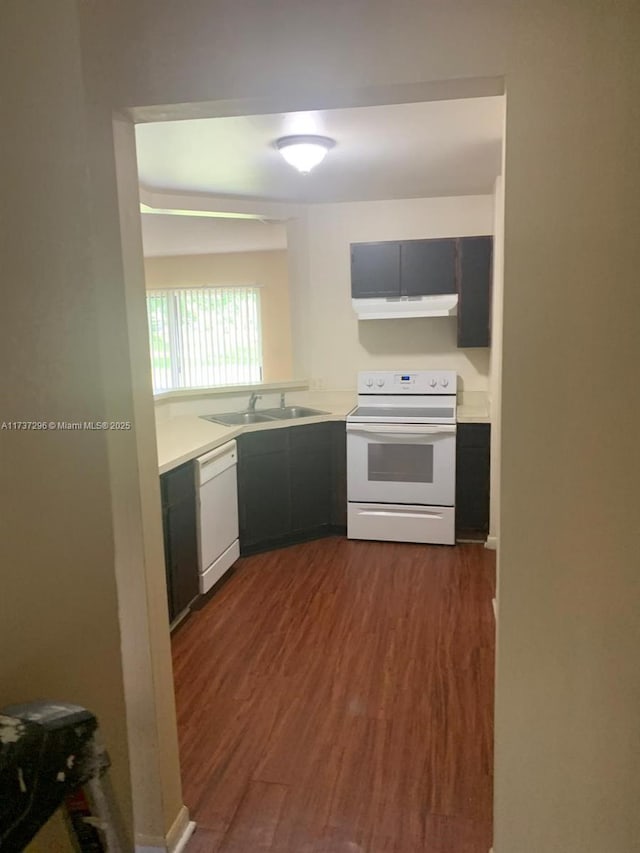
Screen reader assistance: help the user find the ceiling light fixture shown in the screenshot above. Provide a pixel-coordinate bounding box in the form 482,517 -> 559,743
275,135 -> 336,174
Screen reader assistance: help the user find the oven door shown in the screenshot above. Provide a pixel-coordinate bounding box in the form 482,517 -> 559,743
346,422 -> 456,506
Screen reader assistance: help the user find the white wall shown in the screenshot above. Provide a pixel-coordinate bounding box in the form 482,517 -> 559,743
291,195 -> 493,391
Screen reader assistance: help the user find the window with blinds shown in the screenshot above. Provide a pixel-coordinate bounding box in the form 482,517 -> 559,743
146,286 -> 263,392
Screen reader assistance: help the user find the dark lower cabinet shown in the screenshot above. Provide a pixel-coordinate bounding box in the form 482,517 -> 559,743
290,424 -> 332,534
237,429 -> 291,550
455,423 -> 491,540
237,422 -> 347,555
330,420 -> 347,529
160,462 -> 199,623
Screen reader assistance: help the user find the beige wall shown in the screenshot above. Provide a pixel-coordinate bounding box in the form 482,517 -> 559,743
85,3 -> 640,849
110,118 -> 186,845
144,250 -> 293,384
488,174 -> 505,549
289,195 -> 493,391
4,2 -> 639,852
0,0 -> 133,844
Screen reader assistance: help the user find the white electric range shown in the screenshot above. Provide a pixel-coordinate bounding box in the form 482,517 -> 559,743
346,370 -> 457,545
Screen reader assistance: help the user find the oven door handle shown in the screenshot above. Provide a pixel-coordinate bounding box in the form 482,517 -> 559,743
346,423 -> 456,436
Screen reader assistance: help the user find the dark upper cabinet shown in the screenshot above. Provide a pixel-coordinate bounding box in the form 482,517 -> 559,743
457,236 -> 493,348
350,235 -> 493,348
160,462 -> 199,623
455,423 -> 490,539
399,239 -> 457,296
351,239 -> 457,299
350,242 -> 400,298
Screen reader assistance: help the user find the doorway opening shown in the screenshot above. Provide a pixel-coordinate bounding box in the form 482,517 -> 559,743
114,76 -> 506,849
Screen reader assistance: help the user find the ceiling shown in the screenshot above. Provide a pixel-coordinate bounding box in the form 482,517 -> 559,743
136,96 -> 504,256
141,215 -> 287,258
136,97 -> 504,204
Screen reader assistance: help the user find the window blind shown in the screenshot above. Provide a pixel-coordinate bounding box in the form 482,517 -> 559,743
146,286 -> 263,392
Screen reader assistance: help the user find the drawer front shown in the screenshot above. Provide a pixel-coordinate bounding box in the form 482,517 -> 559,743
348,503 -> 455,545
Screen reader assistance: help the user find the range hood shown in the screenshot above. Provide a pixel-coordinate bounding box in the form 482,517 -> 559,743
352,293 -> 458,320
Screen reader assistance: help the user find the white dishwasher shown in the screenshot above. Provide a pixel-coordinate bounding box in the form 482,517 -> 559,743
195,440 -> 240,594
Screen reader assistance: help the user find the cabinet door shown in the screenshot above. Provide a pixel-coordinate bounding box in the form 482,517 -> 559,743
161,462 -> 199,623
161,461 -> 193,506
237,433 -> 291,550
457,236 -> 493,347
162,506 -> 175,621
165,497 -> 199,618
455,424 -> 490,538
351,242 -> 400,298
400,239 -> 457,296
290,424 -> 332,533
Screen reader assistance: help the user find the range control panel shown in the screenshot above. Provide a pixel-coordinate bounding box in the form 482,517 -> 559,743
357,370 -> 457,394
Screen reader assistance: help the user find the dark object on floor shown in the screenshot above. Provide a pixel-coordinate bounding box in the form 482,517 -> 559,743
0,701 -> 108,851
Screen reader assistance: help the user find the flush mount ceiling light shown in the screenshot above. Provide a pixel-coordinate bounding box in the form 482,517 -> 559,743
275,135 -> 336,174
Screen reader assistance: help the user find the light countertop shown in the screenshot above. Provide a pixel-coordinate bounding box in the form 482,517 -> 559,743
456,405 -> 491,424
156,388 -> 491,474
156,391 -> 354,474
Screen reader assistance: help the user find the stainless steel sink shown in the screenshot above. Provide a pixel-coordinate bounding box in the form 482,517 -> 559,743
202,412 -> 277,426
260,406 -> 328,420
202,406 -> 328,426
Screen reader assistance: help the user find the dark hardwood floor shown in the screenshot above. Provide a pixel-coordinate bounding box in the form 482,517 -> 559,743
174,537 -> 495,853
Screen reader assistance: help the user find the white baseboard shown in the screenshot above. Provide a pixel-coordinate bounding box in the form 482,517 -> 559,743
167,807 -> 195,853
172,821 -> 196,853
135,806 -> 195,853
485,535 -> 498,550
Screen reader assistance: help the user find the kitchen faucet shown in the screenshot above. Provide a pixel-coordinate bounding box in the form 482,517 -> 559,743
247,392 -> 262,411
279,392 -> 286,409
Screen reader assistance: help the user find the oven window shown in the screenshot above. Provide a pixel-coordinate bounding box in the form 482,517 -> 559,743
368,444 -> 434,483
